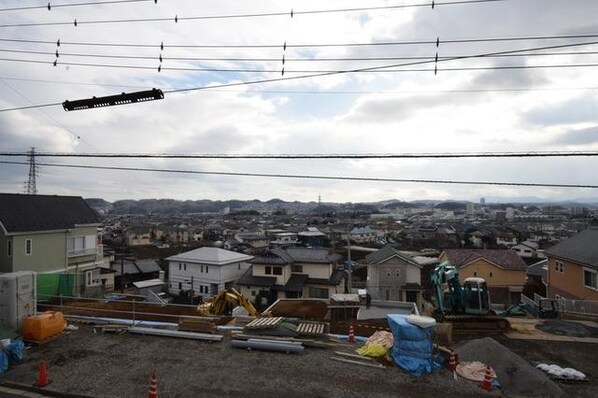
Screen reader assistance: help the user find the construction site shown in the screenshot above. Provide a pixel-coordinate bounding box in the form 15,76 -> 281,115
1,273 -> 597,398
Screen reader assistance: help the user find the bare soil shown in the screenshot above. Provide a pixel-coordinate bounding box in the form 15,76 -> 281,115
1,323 -> 596,398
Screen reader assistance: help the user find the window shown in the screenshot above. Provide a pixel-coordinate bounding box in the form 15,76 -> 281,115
474,272 -> 477,277
273,267 -> 282,275
206,266 -> 209,273
179,264 -> 182,270
178,282 -> 182,289
183,263 -> 187,271
386,269 -> 391,277
555,261 -> 564,274
489,272 -> 493,277
251,290 -> 256,296
385,289 -> 390,301
395,269 -> 400,277
201,265 -> 204,273
25,239 -> 32,255
309,287 -> 329,299
265,266 -> 272,275
67,235 -> 95,256
291,265 -> 303,273
238,263 -> 241,270
584,268 -> 597,290
7,240 -> 11,257
85,269 -> 100,287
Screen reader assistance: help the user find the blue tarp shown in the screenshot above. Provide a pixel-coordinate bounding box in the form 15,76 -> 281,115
0,340 -> 24,374
387,314 -> 441,376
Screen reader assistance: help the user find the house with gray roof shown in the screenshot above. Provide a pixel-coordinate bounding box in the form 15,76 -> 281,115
236,247 -> 346,306
365,245 -> 424,307
166,247 -> 253,300
544,226 -> 598,301
0,193 -> 102,297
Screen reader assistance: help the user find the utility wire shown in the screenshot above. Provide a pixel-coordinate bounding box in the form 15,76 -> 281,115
0,0 -> 153,12
0,0 -> 506,28
3,47 -> 598,62
1,75 -> 597,94
1,160 -> 595,189
2,33 -> 597,49
3,57 -> 598,73
2,151 -> 598,159
2,39 -> 597,112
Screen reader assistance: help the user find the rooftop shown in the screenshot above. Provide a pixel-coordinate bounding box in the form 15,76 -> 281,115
166,247 -> 253,265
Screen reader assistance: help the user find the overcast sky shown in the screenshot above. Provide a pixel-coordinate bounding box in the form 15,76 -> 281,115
1,0 -> 597,203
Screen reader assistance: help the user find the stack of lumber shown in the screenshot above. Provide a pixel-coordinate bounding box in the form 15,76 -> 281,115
178,317 -> 217,334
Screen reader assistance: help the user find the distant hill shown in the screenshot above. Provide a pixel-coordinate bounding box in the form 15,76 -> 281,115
434,201 -> 467,211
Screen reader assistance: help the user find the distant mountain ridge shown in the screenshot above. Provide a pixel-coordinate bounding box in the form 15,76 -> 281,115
85,197 -> 598,216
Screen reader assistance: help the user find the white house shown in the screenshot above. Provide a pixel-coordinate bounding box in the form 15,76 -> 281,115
166,247 -> 253,299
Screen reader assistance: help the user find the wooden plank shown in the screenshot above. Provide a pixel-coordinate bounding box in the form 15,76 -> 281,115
334,351 -> 373,361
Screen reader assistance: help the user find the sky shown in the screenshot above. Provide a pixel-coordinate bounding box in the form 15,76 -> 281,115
0,0 -> 597,204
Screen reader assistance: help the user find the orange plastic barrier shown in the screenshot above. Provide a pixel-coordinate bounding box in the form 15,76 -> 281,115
22,311 -> 66,342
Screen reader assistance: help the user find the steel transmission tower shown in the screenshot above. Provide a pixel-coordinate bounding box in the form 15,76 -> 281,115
24,147 -> 38,195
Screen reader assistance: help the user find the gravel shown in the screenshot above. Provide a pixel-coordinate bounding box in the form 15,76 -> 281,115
1,325 -> 497,398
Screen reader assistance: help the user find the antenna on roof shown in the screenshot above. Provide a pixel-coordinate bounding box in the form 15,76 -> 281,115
24,147 -> 38,195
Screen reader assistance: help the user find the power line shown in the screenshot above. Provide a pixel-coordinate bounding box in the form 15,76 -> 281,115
1,160 -> 595,189
1,75 -> 597,94
2,151 -> 598,159
0,1 -> 506,28
2,33 -> 598,49
2,39 -> 597,112
3,47 -> 598,62
3,56 -> 598,73
0,0 -> 154,13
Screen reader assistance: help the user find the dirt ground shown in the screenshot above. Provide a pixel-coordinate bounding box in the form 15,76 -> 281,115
0,321 -> 596,398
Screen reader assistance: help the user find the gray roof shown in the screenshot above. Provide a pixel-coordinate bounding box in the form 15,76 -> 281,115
365,245 -> 422,268
0,193 -> 99,234
167,247 -> 253,265
544,227 -> 598,268
527,259 -> 548,277
251,247 -> 342,265
282,274 -> 309,291
236,267 -> 276,287
135,259 -> 161,274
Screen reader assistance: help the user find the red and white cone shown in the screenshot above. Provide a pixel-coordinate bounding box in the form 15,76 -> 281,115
480,364 -> 493,391
448,351 -> 457,380
148,368 -> 158,398
348,324 -> 355,343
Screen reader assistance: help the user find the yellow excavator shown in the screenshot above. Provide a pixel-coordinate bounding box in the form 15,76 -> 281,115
197,288 -> 262,317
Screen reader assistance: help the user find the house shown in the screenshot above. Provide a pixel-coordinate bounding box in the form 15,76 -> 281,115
0,193 -> 102,297
544,227 -> 598,301
525,259 -> 548,297
511,240 -> 544,259
349,226 -> 379,244
365,245 -> 424,307
166,247 -> 253,299
439,249 -> 527,306
110,258 -> 161,290
236,247 -> 346,305
270,232 -> 298,247
297,227 -> 327,247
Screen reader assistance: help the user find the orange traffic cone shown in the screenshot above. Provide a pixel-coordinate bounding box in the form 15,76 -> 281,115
480,364 -> 493,391
348,324 -> 355,343
35,360 -> 49,388
148,368 -> 158,398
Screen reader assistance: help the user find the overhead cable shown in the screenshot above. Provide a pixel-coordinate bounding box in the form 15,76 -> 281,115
2,151 -> 598,159
1,33 -> 598,49
0,160 -> 595,189
0,1 -> 506,28
0,0 -> 154,13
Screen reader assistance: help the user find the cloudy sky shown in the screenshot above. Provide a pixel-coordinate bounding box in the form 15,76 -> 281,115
0,0 -> 597,203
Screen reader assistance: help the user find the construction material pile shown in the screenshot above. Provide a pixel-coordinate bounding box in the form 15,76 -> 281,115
457,337 -> 564,397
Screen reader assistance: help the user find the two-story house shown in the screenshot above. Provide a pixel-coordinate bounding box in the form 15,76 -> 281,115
544,227 -> 598,301
365,245 -> 424,306
439,249 -> 527,306
0,193 -> 102,297
236,247 -> 346,304
167,247 -> 253,299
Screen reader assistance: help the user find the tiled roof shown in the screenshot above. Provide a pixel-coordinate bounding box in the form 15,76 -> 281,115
307,269 -> 346,286
167,247 -> 253,265
441,249 -> 527,270
0,193 -> 99,234
365,245 -> 422,268
252,247 -> 341,265
545,227 -> 598,269
236,267 -> 277,287
282,274 -> 309,291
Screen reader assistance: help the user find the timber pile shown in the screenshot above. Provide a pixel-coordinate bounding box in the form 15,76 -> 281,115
178,317 -> 217,334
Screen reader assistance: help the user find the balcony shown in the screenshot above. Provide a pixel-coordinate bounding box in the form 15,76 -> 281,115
68,248 -> 98,257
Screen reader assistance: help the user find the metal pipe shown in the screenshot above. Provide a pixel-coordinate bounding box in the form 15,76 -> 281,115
128,326 -> 223,342
231,339 -> 304,354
